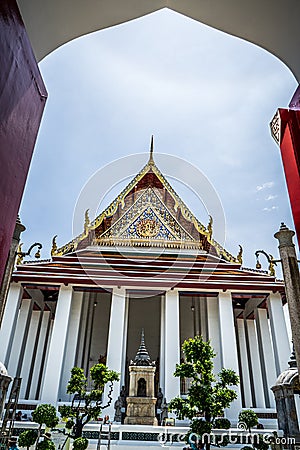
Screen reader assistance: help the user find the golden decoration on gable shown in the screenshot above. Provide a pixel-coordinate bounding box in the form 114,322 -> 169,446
136,218 -> 160,238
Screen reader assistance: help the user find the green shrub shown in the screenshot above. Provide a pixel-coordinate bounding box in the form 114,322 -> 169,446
73,437 -> 89,450
238,410 -> 258,432
32,404 -> 59,429
214,418 -> 231,429
18,430 -> 38,449
37,440 -> 55,450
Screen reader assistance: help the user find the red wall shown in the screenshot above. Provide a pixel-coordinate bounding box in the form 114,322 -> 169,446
279,101 -> 300,247
0,0 -> 47,284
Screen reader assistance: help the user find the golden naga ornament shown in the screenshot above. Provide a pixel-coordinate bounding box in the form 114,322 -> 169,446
16,243 -> 24,265
237,245 -> 243,264
207,215 -> 213,241
268,254 -> 276,277
84,209 -> 90,234
51,235 -> 58,256
136,219 -> 160,238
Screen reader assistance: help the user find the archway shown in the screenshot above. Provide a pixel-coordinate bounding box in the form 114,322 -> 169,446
0,1 -> 299,307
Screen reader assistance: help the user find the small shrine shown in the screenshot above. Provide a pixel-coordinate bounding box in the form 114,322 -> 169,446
124,330 -> 158,426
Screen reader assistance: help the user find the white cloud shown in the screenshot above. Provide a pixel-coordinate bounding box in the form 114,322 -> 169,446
256,181 -> 275,191
263,206 -> 279,211
265,194 -> 278,201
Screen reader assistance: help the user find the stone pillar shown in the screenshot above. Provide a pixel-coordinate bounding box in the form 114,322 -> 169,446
40,285 -> 73,404
274,223 -> 300,375
104,287 -> 127,419
218,291 -> 242,420
0,283 -> 23,364
207,296 -> 221,374
255,308 -> 277,407
245,318 -> 265,408
272,373 -> 300,440
0,217 -> 25,327
59,291 -> 83,401
268,292 -> 291,375
0,368 -> 12,418
164,289 -> 180,402
236,318 -> 252,407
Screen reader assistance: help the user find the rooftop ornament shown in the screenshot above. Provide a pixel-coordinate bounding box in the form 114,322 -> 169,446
16,242 -> 42,265
255,249 -> 278,276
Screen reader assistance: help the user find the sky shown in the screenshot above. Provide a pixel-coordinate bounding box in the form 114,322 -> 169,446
19,8 -> 298,273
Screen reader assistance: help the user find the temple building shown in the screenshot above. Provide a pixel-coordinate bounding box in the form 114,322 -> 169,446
0,150 -> 291,425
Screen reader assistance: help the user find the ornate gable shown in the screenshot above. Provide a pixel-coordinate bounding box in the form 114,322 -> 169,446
95,186 -> 201,249
53,151 -> 239,263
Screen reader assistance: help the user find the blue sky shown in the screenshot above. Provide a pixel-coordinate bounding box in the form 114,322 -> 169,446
20,9 -> 298,272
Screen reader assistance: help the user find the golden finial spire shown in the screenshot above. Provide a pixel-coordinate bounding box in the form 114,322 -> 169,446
51,235 -> 58,256
148,135 -> 154,164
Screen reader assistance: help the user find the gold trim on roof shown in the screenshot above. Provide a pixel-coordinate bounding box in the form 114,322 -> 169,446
93,237 -> 204,250
54,156 -> 238,262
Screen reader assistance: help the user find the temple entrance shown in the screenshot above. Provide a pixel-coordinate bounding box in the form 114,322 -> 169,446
125,294 -> 161,397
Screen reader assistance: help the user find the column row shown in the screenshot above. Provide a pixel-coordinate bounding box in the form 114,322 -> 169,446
236,292 -> 290,410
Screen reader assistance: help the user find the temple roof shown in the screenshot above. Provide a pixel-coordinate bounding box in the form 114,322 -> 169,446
12,248 -> 284,292
51,149 -> 239,263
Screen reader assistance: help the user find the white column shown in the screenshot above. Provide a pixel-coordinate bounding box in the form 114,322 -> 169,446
30,310 -> 50,399
268,292 -> 291,375
20,310 -> 40,398
104,287 -> 127,420
0,283 -> 23,364
199,297 -> 208,340
39,317 -> 53,399
75,292 -> 89,367
40,285 -> 73,404
236,318 -> 252,408
246,319 -> 265,408
218,291 -> 242,421
207,296 -> 221,374
7,298 -> 31,376
120,295 -> 129,387
59,291 -> 83,401
255,308 -> 277,408
160,295 -> 166,393
165,289 -> 180,402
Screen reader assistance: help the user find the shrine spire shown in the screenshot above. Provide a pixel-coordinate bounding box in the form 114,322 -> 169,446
133,329 -> 153,366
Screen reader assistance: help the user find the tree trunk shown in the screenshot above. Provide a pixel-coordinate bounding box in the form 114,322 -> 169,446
74,419 -> 84,438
